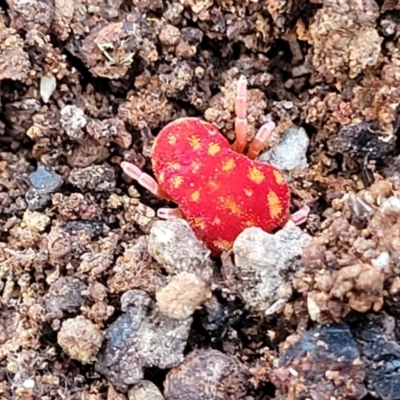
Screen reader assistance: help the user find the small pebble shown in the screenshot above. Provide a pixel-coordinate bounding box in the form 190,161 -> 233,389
27,163 -> 62,210
272,324 -> 366,400
156,272 -> 212,320
45,277 -> 87,318
29,164 -> 63,193
232,221 -> 311,312
128,380 -> 165,400
40,75 -> 57,103
25,188 -> 51,211
22,379 -> 35,389
68,164 -> 116,192
148,219 -> 213,280
64,220 -> 104,238
164,349 -> 250,400
354,314 -> 400,400
60,105 -> 88,132
58,316 -> 103,364
21,209 -> 50,231
159,24 -> 181,46
259,125 -> 309,177
96,290 -> 191,391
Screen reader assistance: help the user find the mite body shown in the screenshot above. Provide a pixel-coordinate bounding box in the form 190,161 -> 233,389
150,117 -> 290,253
121,76 -> 308,254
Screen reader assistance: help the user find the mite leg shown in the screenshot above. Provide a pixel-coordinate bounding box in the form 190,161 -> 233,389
121,161 -> 171,200
290,205 -> 310,225
247,121 -> 276,160
157,208 -> 185,219
232,75 -> 248,153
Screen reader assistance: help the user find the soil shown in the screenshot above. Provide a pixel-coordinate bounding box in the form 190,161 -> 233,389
1,0 -> 400,399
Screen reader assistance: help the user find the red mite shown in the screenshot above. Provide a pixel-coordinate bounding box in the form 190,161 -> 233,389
121,76 -> 309,254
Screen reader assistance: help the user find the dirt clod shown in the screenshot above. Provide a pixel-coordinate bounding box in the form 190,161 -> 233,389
57,316 -> 103,364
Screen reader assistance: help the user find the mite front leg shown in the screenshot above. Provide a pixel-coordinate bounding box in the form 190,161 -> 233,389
232,75 -> 248,154
121,161 -> 171,200
232,76 -> 276,160
247,121 -> 276,160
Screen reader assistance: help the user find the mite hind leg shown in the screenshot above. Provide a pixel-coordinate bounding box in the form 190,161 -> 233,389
247,121 -> 276,160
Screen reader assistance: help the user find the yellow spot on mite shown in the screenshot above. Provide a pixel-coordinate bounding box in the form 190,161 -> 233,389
212,216 -> 221,225
244,189 -> 253,197
245,220 -> 255,227
248,167 -> 265,184
191,161 -> 201,173
188,135 -> 201,150
208,142 -> 221,156
267,190 -> 283,219
158,171 -> 165,183
168,134 -> 177,145
192,217 -> 206,230
166,162 -> 181,170
273,169 -> 285,185
213,239 -> 233,251
221,158 -> 236,172
219,196 -> 241,216
191,190 -> 201,202
169,176 -> 184,188
208,181 -> 219,191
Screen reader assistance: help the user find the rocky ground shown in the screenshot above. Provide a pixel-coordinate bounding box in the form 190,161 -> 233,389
1,0 -> 400,399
